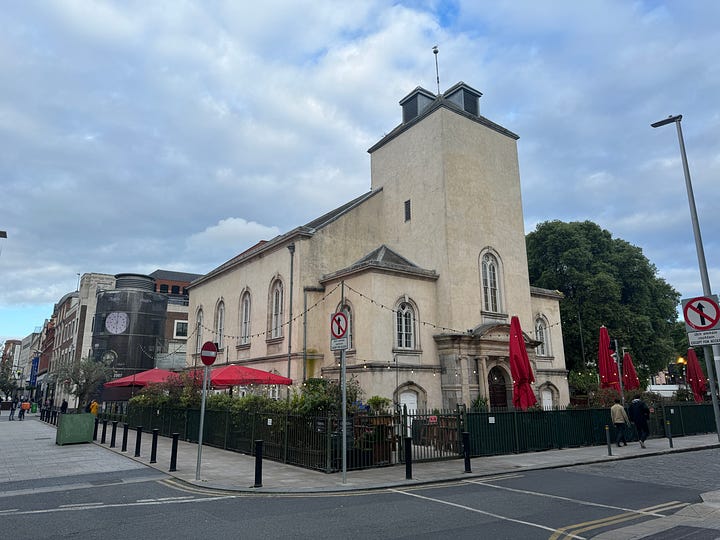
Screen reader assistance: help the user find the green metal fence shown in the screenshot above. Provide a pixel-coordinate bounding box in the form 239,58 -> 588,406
103,402 -> 716,473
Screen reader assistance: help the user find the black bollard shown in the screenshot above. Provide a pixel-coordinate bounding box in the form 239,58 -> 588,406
605,425 -> 612,456
405,436 -> 412,480
150,429 -> 159,464
110,421 -> 118,448
462,431 -> 472,473
101,419 -> 108,444
169,433 -> 179,472
121,423 -> 129,452
666,420 -> 674,448
93,417 -> 99,441
134,426 -> 143,457
253,440 -> 263,488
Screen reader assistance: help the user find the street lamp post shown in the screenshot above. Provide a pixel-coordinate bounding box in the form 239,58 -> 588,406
652,114 -> 720,440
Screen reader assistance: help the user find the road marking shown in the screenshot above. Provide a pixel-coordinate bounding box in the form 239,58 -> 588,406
59,502 -> 104,508
463,478 -> 675,517
136,496 -> 194,502
390,488 -> 585,539
548,501 -> 688,540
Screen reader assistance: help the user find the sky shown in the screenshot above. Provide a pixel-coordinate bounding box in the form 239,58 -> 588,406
2,0 -> 720,343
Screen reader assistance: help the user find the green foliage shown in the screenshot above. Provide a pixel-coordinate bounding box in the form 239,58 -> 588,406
471,395 -> 488,411
526,220 -> 680,376
588,388 -> 622,408
673,387 -> 694,402
50,355 -> 113,409
130,371 -> 202,409
0,356 -> 18,399
366,395 -> 392,413
291,376 -> 364,416
568,370 -> 599,395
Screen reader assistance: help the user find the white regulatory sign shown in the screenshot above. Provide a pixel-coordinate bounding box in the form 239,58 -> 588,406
682,295 -> 720,333
688,329 -> 720,347
331,337 -> 348,351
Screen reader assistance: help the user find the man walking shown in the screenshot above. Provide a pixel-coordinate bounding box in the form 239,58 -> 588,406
628,394 -> 650,448
610,398 -> 629,447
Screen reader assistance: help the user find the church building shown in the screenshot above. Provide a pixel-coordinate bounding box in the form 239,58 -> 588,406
187,82 -> 570,411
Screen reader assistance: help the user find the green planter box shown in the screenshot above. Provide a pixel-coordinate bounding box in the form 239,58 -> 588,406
56,413 -> 95,445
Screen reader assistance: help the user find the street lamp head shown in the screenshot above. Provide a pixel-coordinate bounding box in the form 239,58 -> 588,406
651,114 -> 682,128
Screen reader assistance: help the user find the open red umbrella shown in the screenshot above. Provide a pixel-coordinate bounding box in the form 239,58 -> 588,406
210,364 -> 292,387
104,368 -> 178,387
686,348 -> 707,403
622,352 -> 640,391
509,316 -> 537,410
598,326 -> 621,393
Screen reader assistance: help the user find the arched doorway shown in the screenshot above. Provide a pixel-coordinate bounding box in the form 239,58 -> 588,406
488,366 -> 508,409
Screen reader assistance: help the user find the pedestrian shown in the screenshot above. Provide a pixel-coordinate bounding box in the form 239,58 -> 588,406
610,398 -> 630,447
628,394 -> 650,448
60,399 -> 68,414
90,399 -> 99,416
18,399 -> 29,420
9,397 -> 17,421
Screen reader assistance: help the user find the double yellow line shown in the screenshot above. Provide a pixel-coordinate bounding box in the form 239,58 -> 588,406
549,500 -> 689,539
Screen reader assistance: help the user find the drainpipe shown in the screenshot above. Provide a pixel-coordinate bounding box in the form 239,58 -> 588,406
286,244 -> 295,400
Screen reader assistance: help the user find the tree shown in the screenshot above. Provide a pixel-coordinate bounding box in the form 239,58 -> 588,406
0,355 -> 18,399
50,356 -> 113,411
291,377 -> 364,416
526,220 -> 680,377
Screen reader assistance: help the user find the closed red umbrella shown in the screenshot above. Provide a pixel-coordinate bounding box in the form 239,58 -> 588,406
598,326 -> 621,393
104,368 -> 178,387
211,364 -> 292,387
509,316 -> 537,410
622,352 -> 640,391
686,348 -> 707,403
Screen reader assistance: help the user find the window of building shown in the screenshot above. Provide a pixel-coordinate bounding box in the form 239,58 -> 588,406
396,301 -> 415,349
174,320 -> 188,339
338,303 -> 353,349
240,292 -> 251,345
535,316 -> 550,357
171,285 -> 180,294
404,199 -> 411,222
270,280 -> 284,339
216,301 -> 225,349
195,309 -> 203,353
481,252 -> 500,313
160,284 -> 169,293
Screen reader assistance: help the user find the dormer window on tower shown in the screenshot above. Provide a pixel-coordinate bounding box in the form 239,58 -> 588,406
399,87 -> 436,123
444,82 -> 482,117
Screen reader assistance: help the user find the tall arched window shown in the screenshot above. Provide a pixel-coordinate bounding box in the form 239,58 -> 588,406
270,280 -> 284,339
338,303 -> 353,349
195,309 -> 203,354
240,292 -> 251,345
535,316 -> 550,357
396,301 -> 415,349
215,301 -> 225,349
482,253 -> 500,313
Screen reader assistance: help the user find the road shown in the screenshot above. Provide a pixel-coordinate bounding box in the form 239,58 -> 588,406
3,449 -> 718,539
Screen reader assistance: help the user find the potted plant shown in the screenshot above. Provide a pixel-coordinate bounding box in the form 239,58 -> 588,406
49,355 -> 112,445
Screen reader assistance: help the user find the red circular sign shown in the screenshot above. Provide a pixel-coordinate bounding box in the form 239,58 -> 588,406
331,312 -> 348,339
200,341 -> 218,366
684,296 -> 720,331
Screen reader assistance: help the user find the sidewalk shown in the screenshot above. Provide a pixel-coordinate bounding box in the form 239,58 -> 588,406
4,415 -> 720,537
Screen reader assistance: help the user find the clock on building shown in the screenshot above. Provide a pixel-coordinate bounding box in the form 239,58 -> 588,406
105,311 -> 129,334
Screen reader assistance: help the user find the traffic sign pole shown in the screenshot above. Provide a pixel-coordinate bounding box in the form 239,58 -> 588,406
196,341 -> 217,479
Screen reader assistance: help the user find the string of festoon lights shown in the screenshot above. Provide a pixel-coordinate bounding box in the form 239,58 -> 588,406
139,324 -> 198,360
195,279 -> 562,348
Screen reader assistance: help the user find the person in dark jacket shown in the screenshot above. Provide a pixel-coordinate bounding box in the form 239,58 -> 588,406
628,395 -> 650,448
60,399 -> 68,414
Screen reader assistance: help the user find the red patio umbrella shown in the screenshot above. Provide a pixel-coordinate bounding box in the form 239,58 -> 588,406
104,368 -> 178,387
686,348 -> 707,403
598,326 -> 621,393
210,364 -> 292,387
622,352 -> 640,391
508,316 -> 537,410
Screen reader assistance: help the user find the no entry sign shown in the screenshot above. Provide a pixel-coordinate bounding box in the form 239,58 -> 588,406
683,296 -> 720,332
200,341 -> 218,366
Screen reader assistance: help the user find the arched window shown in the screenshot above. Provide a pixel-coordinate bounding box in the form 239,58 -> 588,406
395,301 -> 415,349
482,252 -> 500,313
535,316 -> 550,357
240,292 -> 251,345
215,301 -> 225,349
337,303 -> 353,349
195,309 -> 203,354
270,280 -> 283,339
